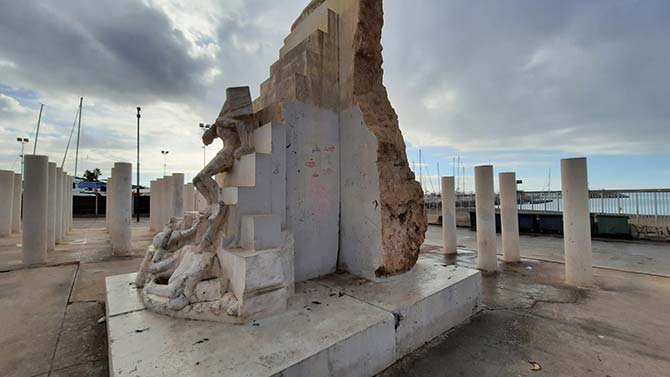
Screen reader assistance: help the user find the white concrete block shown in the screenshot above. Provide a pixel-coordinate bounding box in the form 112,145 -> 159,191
241,214 -> 281,250
284,102 -> 340,281
106,273 -> 145,317
254,122 -> 273,154
218,246 -> 287,301
106,276 -> 396,377
318,257 -> 481,358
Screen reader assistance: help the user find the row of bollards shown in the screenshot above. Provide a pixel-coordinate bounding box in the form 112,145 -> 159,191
148,173 -> 187,233
441,157 -> 592,287
0,156 -> 74,264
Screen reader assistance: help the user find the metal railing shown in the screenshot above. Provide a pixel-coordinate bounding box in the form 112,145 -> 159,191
515,189 -> 670,217
426,189 -> 670,219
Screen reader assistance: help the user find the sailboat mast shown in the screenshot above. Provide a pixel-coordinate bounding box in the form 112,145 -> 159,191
33,104 -> 43,154
74,97 -> 83,177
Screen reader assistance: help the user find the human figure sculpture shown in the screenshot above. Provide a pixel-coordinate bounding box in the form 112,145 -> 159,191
193,86 -> 256,213
136,86 -> 259,319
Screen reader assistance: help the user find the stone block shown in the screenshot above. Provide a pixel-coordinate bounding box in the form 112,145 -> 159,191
317,256 -> 482,358
106,276 -> 396,377
241,214 -> 282,251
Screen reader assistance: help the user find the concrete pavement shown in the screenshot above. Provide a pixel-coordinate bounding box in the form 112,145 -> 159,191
0,220 -> 668,376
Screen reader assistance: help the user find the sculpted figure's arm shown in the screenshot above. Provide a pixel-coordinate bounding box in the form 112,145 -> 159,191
202,126 -> 217,146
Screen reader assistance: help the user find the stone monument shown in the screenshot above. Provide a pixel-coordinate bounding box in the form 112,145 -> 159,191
111,2 -> 479,375
135,0 -> 427,323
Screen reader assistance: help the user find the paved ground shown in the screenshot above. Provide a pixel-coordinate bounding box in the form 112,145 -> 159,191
0,220 -> 668,376
424,226 -> 670,277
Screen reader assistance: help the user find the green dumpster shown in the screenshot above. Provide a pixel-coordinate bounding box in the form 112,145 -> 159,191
595,215 -> 630,238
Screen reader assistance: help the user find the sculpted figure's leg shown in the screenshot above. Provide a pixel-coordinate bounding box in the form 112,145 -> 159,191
193,140 -> 237,207
135,247 -> 156,287
167,253 -> 214,310
234,120 -> 255,159
147,251 -> 181,275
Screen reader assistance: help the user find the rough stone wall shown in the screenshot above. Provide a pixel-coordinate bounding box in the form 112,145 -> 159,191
351,0 -> 426,276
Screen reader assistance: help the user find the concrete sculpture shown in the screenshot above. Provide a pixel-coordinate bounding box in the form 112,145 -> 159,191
137,0 -> 427,323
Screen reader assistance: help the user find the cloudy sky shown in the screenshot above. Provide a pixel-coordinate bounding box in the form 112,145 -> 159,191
1,0 -> 668,192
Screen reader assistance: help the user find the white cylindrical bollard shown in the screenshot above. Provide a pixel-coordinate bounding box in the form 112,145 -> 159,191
68,175 -> 73,232
106,174 -> 113,232
172,173 -> 184,218
11,173 -> 22,233
499,172 -> 520,262
183,182 -> 195,212
149,180 -> 156,232
23,155 -> 48,264
0,170 -> 14,237
47,163 -> 57,250
475,165 -> 497,272
561,157 -> 592,287
162,175 -> 174,225
110,163 -> 132,255
155,178 -> 164,230
441,176 -> 457,255
55,168 -> 63,243
59,171 -> 67,240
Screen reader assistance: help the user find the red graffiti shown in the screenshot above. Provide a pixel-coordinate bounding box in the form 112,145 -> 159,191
305,160 -> 316,168
312,173 -> 320,178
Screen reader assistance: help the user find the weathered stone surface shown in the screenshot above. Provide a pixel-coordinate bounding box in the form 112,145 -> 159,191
351,0 -> 426,275
258,0 -> 426,279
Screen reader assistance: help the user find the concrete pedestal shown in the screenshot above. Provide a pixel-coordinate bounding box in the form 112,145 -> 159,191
0,170 -> 14,237
22,155 -> 48,264
183,182 -> 195,212
106,256 -> 481,377
499,172 -> 520,262
475,165 -> 497,272
441,176 -> 457,254
55,168 -> 63,243
11,173 -> 21,233
110,163 -> 132,256
561,157 -> 593,287
47,163 -> 57,250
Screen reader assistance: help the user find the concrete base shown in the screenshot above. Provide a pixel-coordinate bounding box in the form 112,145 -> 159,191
106,257 -> 481,377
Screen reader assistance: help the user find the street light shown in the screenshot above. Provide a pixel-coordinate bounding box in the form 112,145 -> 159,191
199,123 -> 210,168
16,137 -> 29,182
161,150 -> 169,177
136,107 -> 141,222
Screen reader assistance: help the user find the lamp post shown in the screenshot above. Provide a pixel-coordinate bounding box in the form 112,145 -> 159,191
136,107 -> 141,222
161,150 -> 169,177
16,137 -> 29,184
199,123 -> 210,168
